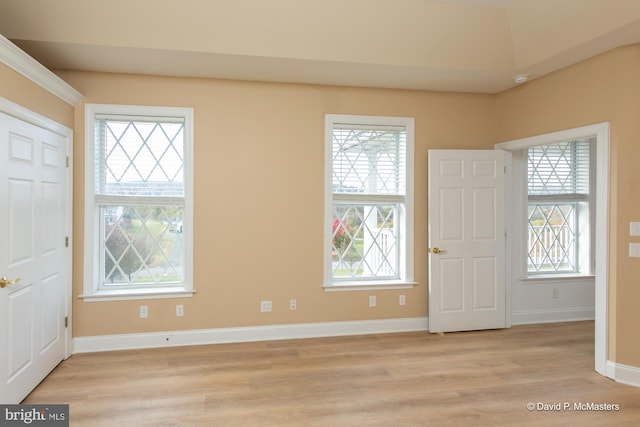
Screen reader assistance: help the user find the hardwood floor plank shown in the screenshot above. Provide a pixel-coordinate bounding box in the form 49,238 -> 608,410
22,321 -> 640,426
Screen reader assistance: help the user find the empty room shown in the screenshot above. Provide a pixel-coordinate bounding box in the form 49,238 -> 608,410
1,0 -> 640,425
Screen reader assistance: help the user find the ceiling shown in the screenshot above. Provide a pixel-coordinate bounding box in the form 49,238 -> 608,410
2,0 -> 640,93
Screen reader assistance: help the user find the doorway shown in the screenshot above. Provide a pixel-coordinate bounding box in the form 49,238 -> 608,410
495,122 -> 610,377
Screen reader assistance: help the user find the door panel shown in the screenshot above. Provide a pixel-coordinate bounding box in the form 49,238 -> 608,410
472,188 -> 496,240
441,258 -> 464,312
440,188 -> 463,241
472,257 -> 496,309
9,179 -> 34,263
41,274 -> 61,350
8,286 -> 32,379
428,149 -> 506,333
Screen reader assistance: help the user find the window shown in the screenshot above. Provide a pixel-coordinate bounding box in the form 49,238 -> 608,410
526,138 -> 593,274
324,115 -> 414,289
82,104 -> 194,301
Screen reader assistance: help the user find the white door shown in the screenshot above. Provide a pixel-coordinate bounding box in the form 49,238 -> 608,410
0,112 -> 68,403
428,150 -> 507,333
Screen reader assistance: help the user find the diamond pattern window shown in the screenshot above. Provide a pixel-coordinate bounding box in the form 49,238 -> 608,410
527,138 -> 592,273
83,104 -> 193,299
325,115 -> 414,286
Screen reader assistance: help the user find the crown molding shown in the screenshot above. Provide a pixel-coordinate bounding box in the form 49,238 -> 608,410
0,34 -> 83,106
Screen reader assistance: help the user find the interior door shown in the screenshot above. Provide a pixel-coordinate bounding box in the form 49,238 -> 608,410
0,112 -> 68,403
428,149 -> 507,333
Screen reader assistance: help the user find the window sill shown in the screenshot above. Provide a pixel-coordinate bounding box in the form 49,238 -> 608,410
323,281 -> 418,292
520,274 -> 595,284
79,287 -> 196,302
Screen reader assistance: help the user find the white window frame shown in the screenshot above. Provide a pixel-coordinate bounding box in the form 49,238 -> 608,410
323,114 -> 415,291
80,104 -> 194,301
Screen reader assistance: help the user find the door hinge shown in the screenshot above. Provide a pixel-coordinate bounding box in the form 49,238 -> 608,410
65,236 -> 69,247
64,316 -> 68,328
504,165 -> 507,174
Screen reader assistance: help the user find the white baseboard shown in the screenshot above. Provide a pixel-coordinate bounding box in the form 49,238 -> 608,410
511,307 -> 595,325
606,360 -> 617,380
607,361 -> 640,388
73,317 -> 429,353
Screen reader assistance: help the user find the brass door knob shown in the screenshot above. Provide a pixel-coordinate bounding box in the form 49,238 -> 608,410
0,277 -> 21,288
431,247 -> 446,254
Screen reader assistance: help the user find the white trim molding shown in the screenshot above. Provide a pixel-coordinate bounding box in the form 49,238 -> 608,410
511,308 -> 595,325
606,361 -> 640,388
0,34 -> 83,106
73,317 -> 429,353
0,97 -> 71,136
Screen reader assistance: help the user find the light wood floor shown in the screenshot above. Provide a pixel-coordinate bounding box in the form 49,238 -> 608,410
24,321 -> 640,426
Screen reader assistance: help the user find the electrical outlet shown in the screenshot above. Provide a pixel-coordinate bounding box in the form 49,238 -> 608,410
552,288 -> 559,299
176,304 -> 184,317
139,305 -> 148,319
369,295 -> 376,307
399,295 -> 406,306
289,299 -> 297,311
260,300 -> 272,312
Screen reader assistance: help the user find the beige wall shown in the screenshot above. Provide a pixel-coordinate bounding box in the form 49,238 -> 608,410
5,43 -> 640,369
0,63 -> 74,127
6,43 -> 640,369
57,71 -> 497,337
6,40 -> 640,366
496,44 -> 640,367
